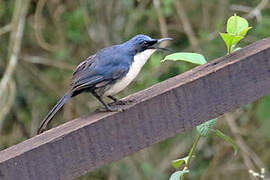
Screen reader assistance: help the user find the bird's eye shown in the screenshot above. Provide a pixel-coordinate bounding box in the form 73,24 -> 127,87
143,41 -> 147,46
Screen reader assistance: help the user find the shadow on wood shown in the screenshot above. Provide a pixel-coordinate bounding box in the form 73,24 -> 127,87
0,38 -> 270,180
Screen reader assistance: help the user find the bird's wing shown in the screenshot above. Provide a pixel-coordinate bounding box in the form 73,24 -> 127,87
71,54 -> 101,91
70,53 -> 130,93
72,75 -> 105,92
72,54 -> 97,78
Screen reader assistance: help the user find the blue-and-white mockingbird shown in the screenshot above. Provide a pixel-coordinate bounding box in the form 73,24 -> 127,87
38,34 -> 172,134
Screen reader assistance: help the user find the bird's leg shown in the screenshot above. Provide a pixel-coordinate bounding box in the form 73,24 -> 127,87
108,95 -> 118,102
92,92 -> 121,112
108,95 -> 134,106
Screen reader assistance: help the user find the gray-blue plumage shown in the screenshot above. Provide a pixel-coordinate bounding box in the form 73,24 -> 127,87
38,34 -> 172,134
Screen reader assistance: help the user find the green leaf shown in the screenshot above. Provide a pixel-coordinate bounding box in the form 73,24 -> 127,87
220,15 -> 251,53
219,33 -> 243,53
169,170 -> 189,180
215,129 -> 239,155
227,14 -> 249,35
196,118 -> 217,136
172,155 -> 195,168
239,27 -> 252,36
172,157 -> 187,169
162,53 -> 207,65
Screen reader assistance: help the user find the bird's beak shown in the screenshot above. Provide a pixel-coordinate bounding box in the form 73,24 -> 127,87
157,37 -> 173,43
148,37 -> 173,51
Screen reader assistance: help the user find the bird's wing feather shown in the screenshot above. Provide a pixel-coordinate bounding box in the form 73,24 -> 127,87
72,75 -> 104,91
71,54 -> 102,90
72,55 -> 97,79
70,50 -> 130,94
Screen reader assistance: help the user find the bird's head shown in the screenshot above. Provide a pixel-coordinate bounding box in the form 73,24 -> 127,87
126,34 -> 172,53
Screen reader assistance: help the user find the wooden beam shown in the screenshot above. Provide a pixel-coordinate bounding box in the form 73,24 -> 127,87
1,38 -> 270,180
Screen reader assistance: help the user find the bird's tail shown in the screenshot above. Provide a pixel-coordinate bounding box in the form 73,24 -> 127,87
37,91 -> 72,134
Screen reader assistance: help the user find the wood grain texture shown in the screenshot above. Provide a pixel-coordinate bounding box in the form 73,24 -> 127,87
1,37 -> 270,180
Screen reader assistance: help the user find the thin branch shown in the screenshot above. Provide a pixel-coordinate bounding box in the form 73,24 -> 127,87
230,5 -> 253,13
0,24 -> 12,37
230,0 -> 269,22
34,0 -> 60,51
22,55 -> 75,71
246,0 -> 269,22
0,0 -> 30,116
153,0 -> 169,41
158,138 -> 191,172
173,0 -> 202,52
0,79 -> 16,131
153,0 -> 172,50
30,103 -> 41,137
48,2 -> 66,47
225,113 -> 266,179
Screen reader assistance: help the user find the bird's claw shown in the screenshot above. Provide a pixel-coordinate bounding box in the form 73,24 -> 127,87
108,99 -> 134,106
95,106 -> 124,112
107,106 -> 124,112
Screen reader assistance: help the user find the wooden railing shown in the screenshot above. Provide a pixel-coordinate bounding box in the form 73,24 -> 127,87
0,37 -> 270,180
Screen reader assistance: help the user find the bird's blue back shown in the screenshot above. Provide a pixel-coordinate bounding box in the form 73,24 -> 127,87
71,43 -> 135,92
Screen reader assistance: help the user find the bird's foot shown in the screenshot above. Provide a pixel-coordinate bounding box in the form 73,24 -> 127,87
95,105 -> 123,112
108,99 -> 134,106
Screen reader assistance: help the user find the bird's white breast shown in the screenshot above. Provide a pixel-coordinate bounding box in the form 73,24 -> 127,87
104,49 -> 156,96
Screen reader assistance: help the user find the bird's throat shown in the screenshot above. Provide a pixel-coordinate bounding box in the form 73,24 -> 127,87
133,49 -> 156,69
104,49 -> 156,96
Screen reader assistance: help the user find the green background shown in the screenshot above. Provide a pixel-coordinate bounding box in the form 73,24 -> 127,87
0,0 -> 270,179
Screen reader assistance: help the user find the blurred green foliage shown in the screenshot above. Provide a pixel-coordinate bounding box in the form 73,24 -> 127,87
0,0 -> 270,179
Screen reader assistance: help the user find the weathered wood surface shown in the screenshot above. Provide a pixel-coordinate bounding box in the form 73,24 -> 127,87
0,38 -> 270,180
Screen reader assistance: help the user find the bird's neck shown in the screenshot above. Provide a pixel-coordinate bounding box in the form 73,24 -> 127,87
132,49 -> 156,69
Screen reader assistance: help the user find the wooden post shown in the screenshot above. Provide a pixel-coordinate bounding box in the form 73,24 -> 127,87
0,38 -> 270,180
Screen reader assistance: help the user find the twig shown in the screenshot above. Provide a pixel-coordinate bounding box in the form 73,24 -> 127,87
230,5 -> 253,13
173,0 -> 202,52
49,1 -> 65,46
225,113 -> 266,179
246,0 -> 269,22
34,0 -> 60,51
0,79 -> 16,131
157,138 -> 191,172
153,0 -> 170,47
30,103 -> 41,137
230,0 -> 269,22
22,55 -> 75,71
0,0 -> 30,130
0,24 -> 12,37
181,135 -> 201,180
226,113 -> 265,168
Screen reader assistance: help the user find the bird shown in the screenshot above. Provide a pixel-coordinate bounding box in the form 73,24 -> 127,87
37,34 -> 172,134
